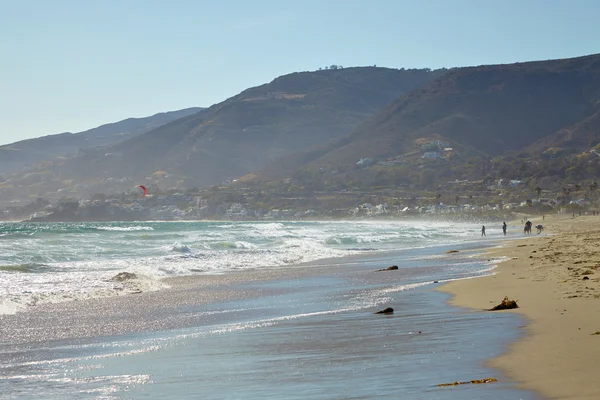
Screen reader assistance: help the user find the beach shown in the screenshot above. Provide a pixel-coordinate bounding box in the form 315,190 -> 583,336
440,215 -> 600,400
0,220 -> 541,399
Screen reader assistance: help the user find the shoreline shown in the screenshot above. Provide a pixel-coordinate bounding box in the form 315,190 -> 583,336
439,215 -> 600,400
1,221 -> 543,398
0,240 -> 490,345
0,220 -> 522,342
1,233 -> 539,399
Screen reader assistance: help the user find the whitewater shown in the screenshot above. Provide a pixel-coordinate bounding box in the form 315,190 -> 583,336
0,220 -> 486,314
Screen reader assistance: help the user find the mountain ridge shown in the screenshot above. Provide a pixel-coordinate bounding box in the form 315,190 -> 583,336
0,107 -> 204,174
43,67 -> 446,190
5,54 -> 600,202
252,53 -> 600,187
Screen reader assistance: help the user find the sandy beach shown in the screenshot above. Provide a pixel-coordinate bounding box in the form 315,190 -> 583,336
440,215 -> 600,400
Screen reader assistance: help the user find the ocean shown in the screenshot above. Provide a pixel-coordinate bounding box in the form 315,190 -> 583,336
0,220 -> 539,399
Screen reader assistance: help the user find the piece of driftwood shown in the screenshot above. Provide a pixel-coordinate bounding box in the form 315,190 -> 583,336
437,377 -> 497,387
373,307 -> 394,314
376,265 -> 398,271
488,296 -> 518,311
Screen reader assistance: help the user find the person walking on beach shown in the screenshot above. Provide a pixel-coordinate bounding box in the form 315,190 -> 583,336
481,225 -> 486,237
524,220 -> 532,234
502,222 -> 507,236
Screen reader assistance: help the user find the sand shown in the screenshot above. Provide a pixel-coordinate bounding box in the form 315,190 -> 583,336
440,214 -> 600,400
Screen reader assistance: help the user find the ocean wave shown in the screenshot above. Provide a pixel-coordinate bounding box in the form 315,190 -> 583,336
325,235 -> 388,245
0,298 -> 25,315
0,232 -> 35,239
122,233 -> 186,240
209,241 -> 257,250
171,243 -> 191,253
324,230 -> 424,245
0,271 -> 167,315
0,220 -> 489,315
94,226 -> 154,232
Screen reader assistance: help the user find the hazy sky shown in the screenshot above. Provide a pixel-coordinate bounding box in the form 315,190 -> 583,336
1,0 -> 598,145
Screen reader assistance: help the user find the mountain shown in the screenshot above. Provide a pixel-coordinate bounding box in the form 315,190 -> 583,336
0,108 -> 203,174
526,108 -> 600,152
254,54 -> 600,185
43,67 -> 445,189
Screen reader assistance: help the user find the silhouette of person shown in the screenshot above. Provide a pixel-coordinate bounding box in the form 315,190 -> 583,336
481,225 -> 486,237
502,222 -> 507,236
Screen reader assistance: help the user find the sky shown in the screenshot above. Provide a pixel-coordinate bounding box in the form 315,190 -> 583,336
1,0 -> 599,145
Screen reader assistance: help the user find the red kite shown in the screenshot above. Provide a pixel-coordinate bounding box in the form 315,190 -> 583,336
136,185 -> 147,197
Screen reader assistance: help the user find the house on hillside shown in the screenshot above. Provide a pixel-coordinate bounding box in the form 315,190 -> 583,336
225,203 -> 248,219
150,205 -> 184,220
423,152 -> 440,159
509,180 -> 522,187
265,209 -> 281,219
538,198 -> 556,207
420,140 -> 450,151
196,197 -> 208,208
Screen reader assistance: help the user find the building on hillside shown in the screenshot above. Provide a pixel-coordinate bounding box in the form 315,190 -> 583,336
420,140 -> 450,150
150,205 -> 184,220
225,203 -> 248,219
537,198 -> 556,207
196,197 -> 208,208
265,209 -> 281,219
423,152 -> 440,159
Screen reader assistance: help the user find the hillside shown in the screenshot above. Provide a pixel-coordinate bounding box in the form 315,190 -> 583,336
254,54 -> 600,187
526,109 -> 600,152
39,67 -> 445,191
0,108 -> 203,174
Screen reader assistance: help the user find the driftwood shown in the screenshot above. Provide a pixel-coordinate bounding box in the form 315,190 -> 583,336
373,307 -> 394,314
376,265 -> 398,271
445,250 -> 459,254
488,296 -> 518,311
437,377 -> 497,387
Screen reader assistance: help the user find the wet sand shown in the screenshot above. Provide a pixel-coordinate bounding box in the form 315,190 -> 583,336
439,214 -> 600,400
